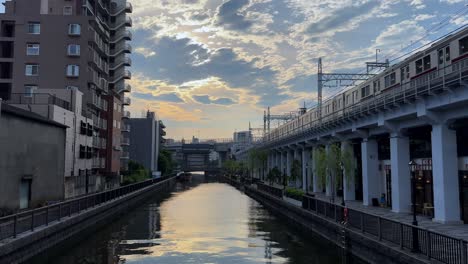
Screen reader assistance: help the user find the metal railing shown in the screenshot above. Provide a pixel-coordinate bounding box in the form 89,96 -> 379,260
263,57 -> 468,147
257,182 -> 283,198
0,176 -> 175,242
300,195 -> 468,264
5,93 -> 71,111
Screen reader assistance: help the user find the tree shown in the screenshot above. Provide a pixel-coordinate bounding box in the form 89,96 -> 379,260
290,159 -> 301,187
314,147 -> 327,189
122,161 -> 150,185
158,149 -> 174,176
341,143 -> 356,187
267,166 -> 281,185
327,143 -> 342,188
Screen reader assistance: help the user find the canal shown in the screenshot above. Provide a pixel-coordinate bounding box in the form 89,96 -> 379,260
27,175 -> 360,264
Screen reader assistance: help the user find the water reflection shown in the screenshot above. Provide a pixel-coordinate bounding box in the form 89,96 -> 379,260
29,175 -> 351,264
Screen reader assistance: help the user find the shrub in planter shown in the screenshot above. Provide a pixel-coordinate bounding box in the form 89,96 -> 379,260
284,187 -> 304,201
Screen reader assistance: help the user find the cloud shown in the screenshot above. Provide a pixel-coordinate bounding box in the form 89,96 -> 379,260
414,14 -> 436,21
134,47 -> 156,57
215,0 -> 252,31
192,95 -> 237,105
133,92 -> 185,103
305,1 -> 380,36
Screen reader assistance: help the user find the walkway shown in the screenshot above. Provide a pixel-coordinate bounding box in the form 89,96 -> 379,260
311,192 -> 468,241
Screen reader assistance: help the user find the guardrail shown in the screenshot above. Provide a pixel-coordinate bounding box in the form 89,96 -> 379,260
0,176 -> 175,242
257,182 -> 283,198
301,195 -> 468,264
263,57 -> 468,147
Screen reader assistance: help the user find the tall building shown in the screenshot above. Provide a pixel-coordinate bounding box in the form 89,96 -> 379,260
0,0 -> 132,190
128,111 -> 165,177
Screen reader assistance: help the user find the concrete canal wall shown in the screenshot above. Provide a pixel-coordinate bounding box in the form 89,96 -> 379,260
0,177 -> 177,264
221,177 -> 429,264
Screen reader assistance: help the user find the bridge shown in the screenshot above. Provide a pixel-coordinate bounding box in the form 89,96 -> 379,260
165,141 -> 232,173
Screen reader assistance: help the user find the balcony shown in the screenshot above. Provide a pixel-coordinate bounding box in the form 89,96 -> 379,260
111,30 -> 132,43
121,124 -> 131,132
116,84 -> 131,94
125,17 -> 132,27
5,93 -> 71,111
110,56 -> 131,70
120,151 -> 130,159
121,137 -> 130,146
123,96 -> 131,105
123,70 -> 132,79
125,2 -> 133,13
122,110 -> 131,119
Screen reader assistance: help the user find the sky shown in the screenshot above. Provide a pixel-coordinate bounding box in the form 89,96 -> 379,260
2,0 -> 467,140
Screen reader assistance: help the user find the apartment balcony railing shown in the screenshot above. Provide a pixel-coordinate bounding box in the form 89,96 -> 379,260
123,70 -> 131,79
125,2 -> 133,13
90,31 -> 110,55
110,16 -> 132,30
110,30 -> 132,43
121,137 -> 130,146
5,93 -> 71,110
123,97 -> 131,106
116,84 -> 131,94
110,56 -> 131,70
110,43 -> 131,57
121,124 -> 131,132
122,110 -> 131,119
120,151 -> 130,159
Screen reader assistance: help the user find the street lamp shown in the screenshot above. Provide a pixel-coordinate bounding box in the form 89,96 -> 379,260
408,160 -> 419,252
340,161 -> 345,207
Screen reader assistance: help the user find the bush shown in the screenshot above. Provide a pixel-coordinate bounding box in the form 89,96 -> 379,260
284,187 -> 304,201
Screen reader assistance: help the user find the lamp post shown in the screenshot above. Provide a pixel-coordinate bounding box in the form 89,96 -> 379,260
340,161 -> 345,207
408,160 -> 419,252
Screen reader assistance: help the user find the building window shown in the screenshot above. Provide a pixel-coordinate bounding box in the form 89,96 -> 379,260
26,43 -> 40,55
25,64 -> 39,76
63,6 -> 72,15
67,44 -> 80,56
27,22 -> 40,34
24,85 -> 37,97
460,36 -> 468,55
68,24 -> 81,35
79,145 -> 86,159
66,65 -> 79,77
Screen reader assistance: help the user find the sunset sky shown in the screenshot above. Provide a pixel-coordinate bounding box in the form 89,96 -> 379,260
3,0 -> 466,140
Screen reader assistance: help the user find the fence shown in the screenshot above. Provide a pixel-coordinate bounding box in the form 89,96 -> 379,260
0,176 -> 175,242
257,182 -> 283,198
301,195 -> 468,264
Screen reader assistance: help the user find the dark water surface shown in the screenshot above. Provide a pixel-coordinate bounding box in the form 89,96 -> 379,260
29,175 -> 359,264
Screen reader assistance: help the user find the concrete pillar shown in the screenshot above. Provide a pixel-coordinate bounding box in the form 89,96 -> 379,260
286,149 -> 292,177
432,123 -> 461,223
361,138 -> 380,206
342,141 -> 356,201
325,144 -> 333,196
312,146 -> 320,192
302,147 -> 311,192
390,133 -> 411,213
280,150 -> 285,176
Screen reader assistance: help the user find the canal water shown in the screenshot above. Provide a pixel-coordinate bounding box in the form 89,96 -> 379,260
28,175 -> 359,264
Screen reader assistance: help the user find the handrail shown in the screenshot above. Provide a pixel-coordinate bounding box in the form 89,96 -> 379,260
0,176 -> 176,241
263,58 -> 468,146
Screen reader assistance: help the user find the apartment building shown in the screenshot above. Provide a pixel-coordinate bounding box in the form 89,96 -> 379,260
0,0 -> 132,190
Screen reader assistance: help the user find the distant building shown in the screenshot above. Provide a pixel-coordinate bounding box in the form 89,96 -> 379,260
232,130 -> 253,157
0,100 -> 66,212
128,111 -> 164,176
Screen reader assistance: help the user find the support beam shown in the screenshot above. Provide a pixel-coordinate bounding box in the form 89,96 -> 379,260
342,141 -> 355,201
302,148 -> 311,192
390,133 -> 411,213
325,144 -> 332,197
361,138 -> 380,206
312,146 -> 320,193
431,123 -> 461,223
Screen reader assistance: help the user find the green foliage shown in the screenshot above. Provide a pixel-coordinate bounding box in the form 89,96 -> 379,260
314,147 -> 327,189
247,148 -> 268,178
158,149 -> 174,176
290,159 -> 301,183
327,143 -> 342,188
342,143 -> 356,187
122,160 -> 150,185
267,166 -> 281,184
223,159 -> 240,176
284,187 -> 304,201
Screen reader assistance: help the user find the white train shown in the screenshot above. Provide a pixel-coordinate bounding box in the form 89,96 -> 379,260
266,27 -> 468,142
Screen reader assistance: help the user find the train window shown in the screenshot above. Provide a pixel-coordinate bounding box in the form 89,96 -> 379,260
438,50 -> 444,65
361,85 -> 370,98
423,55 -> 431,70
400,67 -> 405,82
445,46 -> 450,61
460,36 -> 468,55
346,95 -> 350,105
406,66 -> 410,79
416,59 -> 423,74
373,80 -> 380,92
384,72 -> 396,88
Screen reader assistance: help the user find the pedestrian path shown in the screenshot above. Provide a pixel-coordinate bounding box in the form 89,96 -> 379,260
311,192 -> 468,241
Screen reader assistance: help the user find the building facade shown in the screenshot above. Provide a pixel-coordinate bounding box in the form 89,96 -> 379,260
0,0 -> 132,189
0,100 -> 66,212
128,111 -> 162,176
